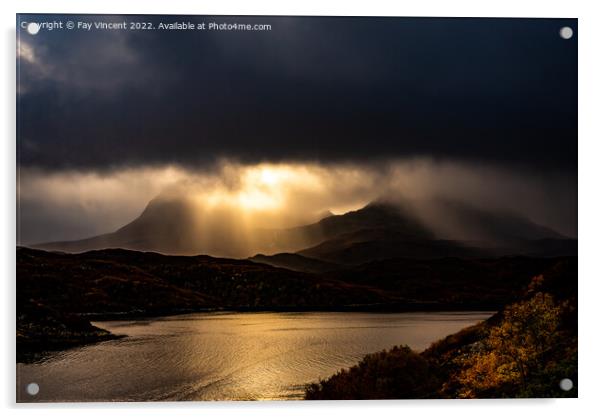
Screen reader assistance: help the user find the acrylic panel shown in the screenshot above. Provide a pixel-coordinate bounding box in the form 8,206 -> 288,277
16,14 -> 577,401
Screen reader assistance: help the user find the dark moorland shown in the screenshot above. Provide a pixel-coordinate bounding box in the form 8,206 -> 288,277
18,246 -> 574,367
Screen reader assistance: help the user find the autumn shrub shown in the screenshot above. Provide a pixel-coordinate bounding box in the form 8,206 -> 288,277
455,292 -> 568,398
305,345 -> 441,399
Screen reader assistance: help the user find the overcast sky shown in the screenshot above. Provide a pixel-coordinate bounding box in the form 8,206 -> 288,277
17,15 -> 577,243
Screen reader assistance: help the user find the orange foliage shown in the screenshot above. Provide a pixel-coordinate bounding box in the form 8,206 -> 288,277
456,292 -> 563,398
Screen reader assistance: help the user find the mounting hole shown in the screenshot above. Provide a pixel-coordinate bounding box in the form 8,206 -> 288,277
559,378 -> 573,391
559,26 -> 573,40
26,22 -> 40,35
26,382 -> 40,396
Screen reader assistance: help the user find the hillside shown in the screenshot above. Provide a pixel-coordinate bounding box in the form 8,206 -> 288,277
297,232 -> 488,264
17,247 -> 388,316
323,256 -> 574,309
249,253 -> 340,274
305,257 -> 577,399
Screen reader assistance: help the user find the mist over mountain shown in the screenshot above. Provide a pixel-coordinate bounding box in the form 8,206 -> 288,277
408,197 -> 565,243
35,193 -> 575,263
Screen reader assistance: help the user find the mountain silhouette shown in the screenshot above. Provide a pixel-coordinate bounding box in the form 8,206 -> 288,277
36,197 -> 202,255
35,195 -> 575,262
292,199 -> 574,265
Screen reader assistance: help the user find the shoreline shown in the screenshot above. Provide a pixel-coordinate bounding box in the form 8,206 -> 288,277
82,303 -> 503,322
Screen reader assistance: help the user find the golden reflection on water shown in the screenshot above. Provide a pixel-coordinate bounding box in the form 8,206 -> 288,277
17,311 -> 492,402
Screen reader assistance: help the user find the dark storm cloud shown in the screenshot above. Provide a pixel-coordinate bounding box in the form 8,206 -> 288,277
17,15 -> 577,172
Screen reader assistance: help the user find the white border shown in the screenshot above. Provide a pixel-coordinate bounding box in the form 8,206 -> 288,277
3,1 -> 601,417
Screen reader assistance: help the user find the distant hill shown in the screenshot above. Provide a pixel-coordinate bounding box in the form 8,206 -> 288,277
296,231 -> 576,266
249,201 -> 434,256
295,200 -> 575,264
35,197 -> 204,255
249,253 -> 341,274
297,230 -> 487,265
286,201 -> 434,243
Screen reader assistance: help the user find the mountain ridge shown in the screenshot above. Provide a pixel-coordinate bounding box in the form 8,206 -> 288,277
34,196 -> 575,262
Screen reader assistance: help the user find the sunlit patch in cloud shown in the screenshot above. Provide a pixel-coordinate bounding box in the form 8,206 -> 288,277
17,40 -> 49,94
17,40 -> 36,64
181,162 -> 380,231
